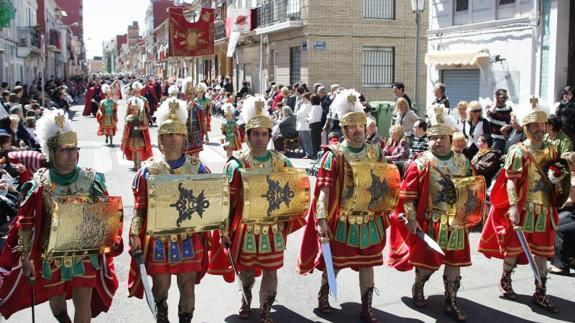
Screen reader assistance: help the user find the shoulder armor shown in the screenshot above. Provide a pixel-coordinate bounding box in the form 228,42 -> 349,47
19,178 -> 39,206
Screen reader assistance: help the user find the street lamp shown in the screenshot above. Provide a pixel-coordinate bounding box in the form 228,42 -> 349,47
411,0 -> 425,112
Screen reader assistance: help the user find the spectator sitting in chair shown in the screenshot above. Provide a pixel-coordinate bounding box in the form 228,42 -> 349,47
471,134 -> 502,188
272,105 -> 297,152
384,125 -> 410,163
366,118 -> 384,149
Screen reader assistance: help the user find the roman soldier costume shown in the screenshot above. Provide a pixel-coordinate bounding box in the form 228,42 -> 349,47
128,92 -> 223,323
479,98 -> 570,313
196,82 -> 212,140
221,103 -> 242,158
388,105 -> 484,321
96,84 -> 118,146
297,89 -> 399,323
209,95 -> 308,323
121,83 -> 153,169
0,109 -> 123,321
182,77 -> 206,157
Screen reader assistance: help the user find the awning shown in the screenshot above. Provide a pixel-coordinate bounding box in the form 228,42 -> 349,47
425,49 -> 490,66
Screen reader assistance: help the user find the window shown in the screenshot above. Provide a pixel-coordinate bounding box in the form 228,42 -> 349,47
289,46 -> 301,84
499,0 -> 515,5
455,0 -> 469,12
363,0 -> 395,19
362,47 -> 394,88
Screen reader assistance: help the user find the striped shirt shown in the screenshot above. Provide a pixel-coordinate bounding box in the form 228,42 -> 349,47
486,105 -> 512,139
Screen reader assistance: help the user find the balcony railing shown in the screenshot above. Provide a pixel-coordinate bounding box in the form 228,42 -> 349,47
256,0 -> 301,28
215,20 -> 225,40
17,26 -> 41,48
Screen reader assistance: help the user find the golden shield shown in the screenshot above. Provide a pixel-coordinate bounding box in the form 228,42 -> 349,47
45,196 -> 123,259
341,162 -> 401,214
240,167 -> 309,223
147,174 -> 229,236
450,176 -> 486,227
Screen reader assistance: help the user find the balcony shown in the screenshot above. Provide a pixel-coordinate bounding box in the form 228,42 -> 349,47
17,26 -> 41,48
215,20 -> 226,41
16,26 -> 41,57
255,0 -> 302,35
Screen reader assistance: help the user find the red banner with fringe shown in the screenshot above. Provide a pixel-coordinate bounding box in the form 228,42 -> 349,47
168,7 -> 214,57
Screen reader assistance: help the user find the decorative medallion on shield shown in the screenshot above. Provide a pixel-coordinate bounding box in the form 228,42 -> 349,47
260,175 -> 295,216
435,177 -> 457,206
368,170 -> 389,210
170,183 -> 210,227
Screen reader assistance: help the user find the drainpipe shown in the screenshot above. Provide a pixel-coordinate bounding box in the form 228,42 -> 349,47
259,34 -> 264,94
530,0 -> 541,97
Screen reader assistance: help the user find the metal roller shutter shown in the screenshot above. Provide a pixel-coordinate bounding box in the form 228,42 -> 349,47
441,69 -> 480,115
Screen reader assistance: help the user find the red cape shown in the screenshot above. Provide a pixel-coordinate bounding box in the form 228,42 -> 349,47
120,108 -> 153,161
83,87 -> 96,116
297,149 -> 390,274
0,185 -> 121,319
387,160 -> 438,271
478,161 -> 559,263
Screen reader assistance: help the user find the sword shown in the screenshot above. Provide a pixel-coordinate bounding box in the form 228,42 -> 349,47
132,250 -> 157,318
398,213 -> 445,256
514,226 -> 542,285
224,243 -> 249,305
320,237 -> 338,301
29,277 -> 35,323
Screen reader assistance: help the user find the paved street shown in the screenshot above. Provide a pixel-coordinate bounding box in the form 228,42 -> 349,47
5,103 -> 575,323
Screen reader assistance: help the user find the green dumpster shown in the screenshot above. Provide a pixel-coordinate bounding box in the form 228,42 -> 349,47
370,101 -> 396,138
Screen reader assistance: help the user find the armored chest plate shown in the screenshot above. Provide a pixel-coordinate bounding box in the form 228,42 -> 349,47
240,167 -> 309,223
341,161 -> 401,215
147,174 -> 229,236
45,196 -> 123,260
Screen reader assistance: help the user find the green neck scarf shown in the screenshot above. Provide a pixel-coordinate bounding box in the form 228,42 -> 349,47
49,166 -> 80,186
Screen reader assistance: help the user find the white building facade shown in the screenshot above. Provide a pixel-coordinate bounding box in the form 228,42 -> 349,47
425,0 -> 572,112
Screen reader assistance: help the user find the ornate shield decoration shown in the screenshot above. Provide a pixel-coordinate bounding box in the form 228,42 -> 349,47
341,162 -> 401,215
240,167 -> 309,223
45,196 -> 123,259
450,176 -> 486,227
147,174 -> 229,235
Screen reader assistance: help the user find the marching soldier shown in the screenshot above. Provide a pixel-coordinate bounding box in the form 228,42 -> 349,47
0,109 -> 123,322
221,103 -> 242,158
195,82 -> 212,143
388,105 -> 485,322
182,77 -> 205,157
297,89 -> 398,323
209,95 -> 307,323
479,99 -> 570,313
120,83 -> 153,170
96,83 -> 118,146
128,89 -> 211,323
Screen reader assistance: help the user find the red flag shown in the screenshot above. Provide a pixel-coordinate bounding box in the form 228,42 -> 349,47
168,7 -> 215,57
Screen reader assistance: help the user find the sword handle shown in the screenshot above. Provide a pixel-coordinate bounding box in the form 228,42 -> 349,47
398,213 -> 408,224
132,249 -> 143,258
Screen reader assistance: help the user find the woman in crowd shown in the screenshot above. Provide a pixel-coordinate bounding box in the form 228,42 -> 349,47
296,92 -> 313,158
471,134 -> 501,188
455,101 -> 468,130
384,125 -> 410,163
308,94 -> 323,159
394,97 -> 418,137
272,87 -> 289,111
462,100 -> 488,158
